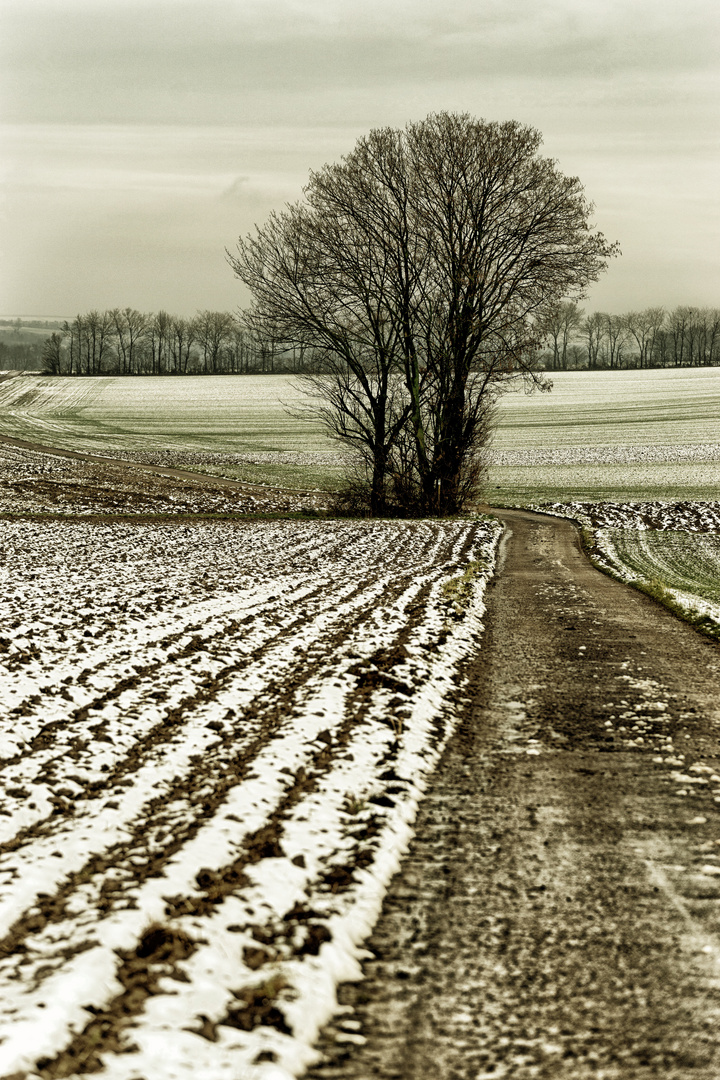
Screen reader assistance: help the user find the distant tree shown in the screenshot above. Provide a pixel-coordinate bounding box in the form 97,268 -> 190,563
111,308 -> 149,375
581,311 -> 605,369
702,310 -> 720,366
666,306 -> 694,366
601,312 -> 628,369
566,344 -> 586,369
148,311 -> 172,374
623,308 -> 665,368
168,315 -> 196,374
222,317 -> 252,374
541,301 -> 584,370
230,113 -> 617,515
683,307 -> 720,366
64,310 -> 114,375
42,331 -> 65,374
61,318 -> 78,375
90,310 -> 115,374
196,311 -> 234,374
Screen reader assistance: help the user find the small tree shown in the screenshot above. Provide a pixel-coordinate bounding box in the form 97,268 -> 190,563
230,113 -> 617,515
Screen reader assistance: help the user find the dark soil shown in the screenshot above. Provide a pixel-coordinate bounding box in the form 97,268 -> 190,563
0,511 -> 486,1077
0,434 -> 328,515
307,508 -> 720,1079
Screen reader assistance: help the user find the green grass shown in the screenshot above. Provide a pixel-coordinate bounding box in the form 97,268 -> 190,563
441,557 -> 493,614
582,528 -> 720,639
603,529 -> 720,604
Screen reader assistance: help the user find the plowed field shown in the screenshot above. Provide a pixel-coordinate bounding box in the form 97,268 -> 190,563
0,515 -> 500,1079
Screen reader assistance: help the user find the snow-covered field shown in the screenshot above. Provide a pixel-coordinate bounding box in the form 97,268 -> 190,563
5,369 -> 720,453
0,515 -> 501,1079
4,369 -> 720,498
0,375 -> 324,455
536,501 -> 720,632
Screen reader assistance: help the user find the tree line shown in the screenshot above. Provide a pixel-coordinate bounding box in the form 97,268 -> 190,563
0,301 -> 711,378
538,303 -> 720,370
0,340 -> 47,371
25,303 -> 720,378
39,310 -> 301,376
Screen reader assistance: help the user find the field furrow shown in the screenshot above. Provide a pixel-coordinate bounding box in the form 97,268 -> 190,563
0,515 -> 501,1079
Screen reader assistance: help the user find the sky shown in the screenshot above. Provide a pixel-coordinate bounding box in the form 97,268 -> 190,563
1,0 -> 718,319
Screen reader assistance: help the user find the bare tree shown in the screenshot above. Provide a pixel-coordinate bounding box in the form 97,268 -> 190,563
600,313 -> 628,369
42,331 -> 65,374
623,307 -> 665,368
148,311 -> 172,375
222,317 -> 256,374
540,301 -> 584,370
63,311 -> 114,375
582,311 -> 605,369
230,113 -> 617,515
667,306 -> 694,366
111,308 -> 149,375
61,318 -> 79,375
682,307 -> 720,366
168,315 -> 196,374
195,311 -> 234,374
702,309 -> 720,366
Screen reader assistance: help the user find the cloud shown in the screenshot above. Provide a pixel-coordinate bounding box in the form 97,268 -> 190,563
220,176 -> 250,202
1,0 -> 718,314
1,0 -> 717,125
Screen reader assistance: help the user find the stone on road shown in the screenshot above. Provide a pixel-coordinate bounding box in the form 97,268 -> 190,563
307,509 -> 720,1079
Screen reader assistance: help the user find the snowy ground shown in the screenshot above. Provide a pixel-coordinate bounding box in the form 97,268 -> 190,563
534,500 -> 720,632
488,444 -> 720,465
0,515 -> 501,1079
534,500 -> 720,532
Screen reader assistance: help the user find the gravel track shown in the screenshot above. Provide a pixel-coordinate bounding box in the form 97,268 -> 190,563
307,509 -> 720,1079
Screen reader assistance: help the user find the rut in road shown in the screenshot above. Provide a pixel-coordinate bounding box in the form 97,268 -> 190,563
308,509 -> 720,1080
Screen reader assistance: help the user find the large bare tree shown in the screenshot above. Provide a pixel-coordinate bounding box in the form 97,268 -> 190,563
232,113 -> 617,515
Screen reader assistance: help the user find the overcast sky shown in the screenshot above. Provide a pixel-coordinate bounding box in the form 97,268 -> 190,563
1,0 -> 718,319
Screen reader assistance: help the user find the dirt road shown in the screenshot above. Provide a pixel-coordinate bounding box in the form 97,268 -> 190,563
307,508 -> 720,1079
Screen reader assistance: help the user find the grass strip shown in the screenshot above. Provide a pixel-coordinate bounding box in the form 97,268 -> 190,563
574,523 -> 720,643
